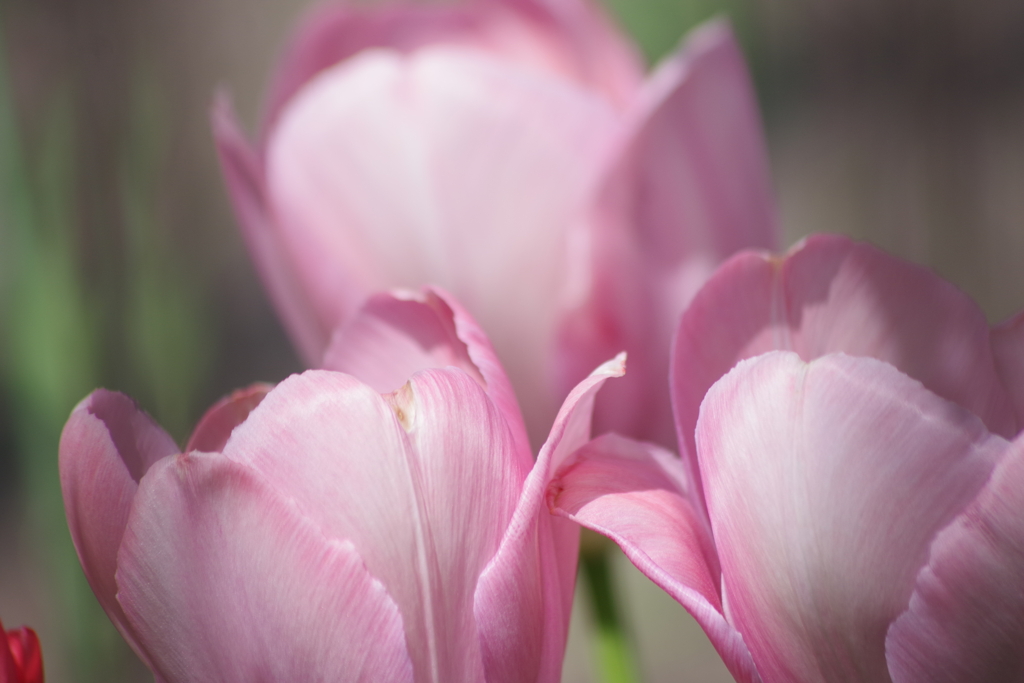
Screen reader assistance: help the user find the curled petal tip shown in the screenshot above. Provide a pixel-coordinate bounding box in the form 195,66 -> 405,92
594,352 -> 627,378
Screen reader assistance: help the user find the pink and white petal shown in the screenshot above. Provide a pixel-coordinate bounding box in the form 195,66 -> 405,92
58,390 -> 178,663
992,310 -> 1024,431
492,0 -> 644,107
672,234 -> 1018,496
116,453 -> 413,683
265,45 -> 619,445
474,354 -> 624,683
473,507 -> 576,683
579,20 -> 776,447
263,3 -> 482,135
435,286 -> 530,452
550,433 -> 762,683
671,249 -> 777,510
782,235 -> 1017,437
386,369 -> 526,680
261,0 -> 636,136
322,289 -> 486,393
619,19 -> 778,275
222,368 -> 521,683
700,352 -> 1007,683
885,434 -> 1024,683
322,286 -> 529,461
212,95 -> 327,364
537,353 -> 627,496
184,383 -> 271,454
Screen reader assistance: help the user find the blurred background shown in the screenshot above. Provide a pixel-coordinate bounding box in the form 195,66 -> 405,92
0,0 -> 1022,681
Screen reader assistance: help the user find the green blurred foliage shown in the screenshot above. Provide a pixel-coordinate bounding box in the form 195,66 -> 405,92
0,14 -> 212,679
0,37 -> 125,681
581,544 -> 642,683
600,0 -> 752,65
119,66 -> 213,444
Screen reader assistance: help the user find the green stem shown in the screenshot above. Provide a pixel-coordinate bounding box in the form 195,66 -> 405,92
580,544 -> 641,683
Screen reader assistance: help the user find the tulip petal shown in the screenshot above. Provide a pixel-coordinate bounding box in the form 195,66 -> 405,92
885,434 -> 1024,683
184,383 -> 271,454
495,0 -> 644,107
4,626 -> 42,683
567,20 -> 776,446
700,352 -> 1007,683
323,289 -> 485,393
670,249 -> 776,514
322,286 -> 529,461
623,19 -> 777,277
266,44 -> 618,444
992,310 -> 1024,428
264,3 -> 484,133
549,433 -> 762,683
58,390 -> 178,663
673,235 -> 1018,514
222,369 -> 523,682
474,354 -> 624,683
116,453 -> 413,683
212,95 -> 327,363
262,0 -> 641,135
1,620 -> 16,683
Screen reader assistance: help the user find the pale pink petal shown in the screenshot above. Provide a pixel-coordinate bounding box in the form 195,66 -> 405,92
549,433 -> 762,683
322,286 -> 529,461
992,310 -> 1024,429
621,19 -> 778,274
221,369 -> 522,682
58,390 -> 178,664
568,20 -> 776,447
211,95 -> 326,364
321,290 -> 481,391
782,236 -> 1015,436
261,1 -> 641,135
266,44 -> 619,445
671,250 -> 775,514
699,352 -> 1007,683
263,3 -> 486,134
116,453 -> 413,683
474,354 -> 624,683
494,0 -> 644,107
435,286 -> 530,453
183,383 -> 271,454
673,235 -> 1018,511
885,434 -> 1024,683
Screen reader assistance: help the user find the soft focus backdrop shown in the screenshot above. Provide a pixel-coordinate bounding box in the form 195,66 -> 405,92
1,0 -> 1022,681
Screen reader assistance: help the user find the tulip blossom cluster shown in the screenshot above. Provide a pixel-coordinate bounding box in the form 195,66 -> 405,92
53,0 -> 1024,680
1,620 -> 42,683
214,0 -> 776,446
550,235 -> 1024,682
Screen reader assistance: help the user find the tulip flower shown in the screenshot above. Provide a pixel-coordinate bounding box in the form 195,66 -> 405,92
60,287 -> 623,683
1,619 -> 42,683
670,233 -> 1023,515
213,0 -> 777,446
548,235 -> 1024,682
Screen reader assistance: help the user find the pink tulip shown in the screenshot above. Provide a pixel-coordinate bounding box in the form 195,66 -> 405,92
1,619 -> 43,683
60,287 -> 623,683
548,235 -> 1024,682
213,0 -> 777,446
